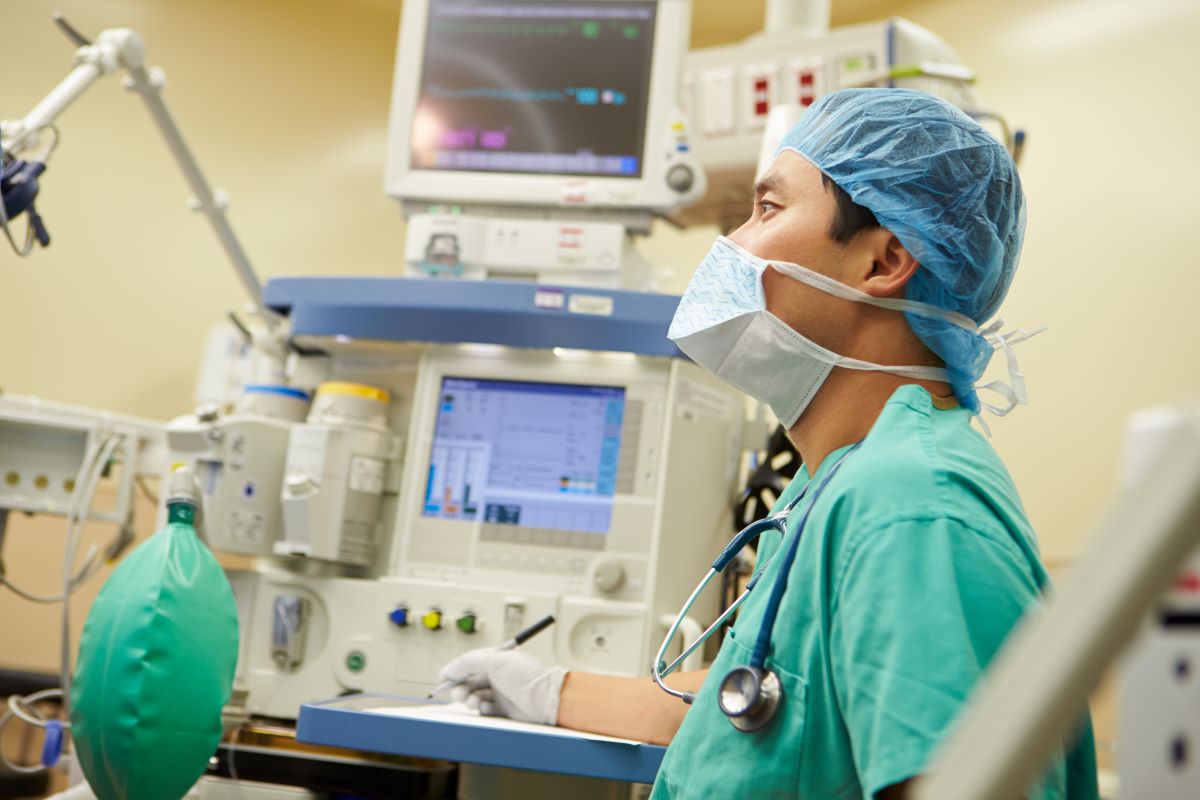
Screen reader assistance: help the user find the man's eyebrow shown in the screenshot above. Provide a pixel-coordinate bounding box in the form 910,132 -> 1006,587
753,173 -> 783,197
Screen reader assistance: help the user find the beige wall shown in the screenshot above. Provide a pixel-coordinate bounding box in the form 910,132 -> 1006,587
2,0 -> 1197,767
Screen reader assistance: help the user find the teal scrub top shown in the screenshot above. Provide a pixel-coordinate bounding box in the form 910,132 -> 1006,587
652,385 -> 1099,800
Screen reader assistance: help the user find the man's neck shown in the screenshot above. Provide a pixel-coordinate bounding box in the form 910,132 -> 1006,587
787,370 -> 952,475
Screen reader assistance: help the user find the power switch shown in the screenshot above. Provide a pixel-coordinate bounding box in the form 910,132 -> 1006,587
456,613 -> 479,634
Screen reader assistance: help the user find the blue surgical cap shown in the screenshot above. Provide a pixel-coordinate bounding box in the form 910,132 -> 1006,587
776,88 -> 1026,414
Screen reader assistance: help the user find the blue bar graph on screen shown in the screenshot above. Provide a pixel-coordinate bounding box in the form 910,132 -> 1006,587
422,377 -> 626,535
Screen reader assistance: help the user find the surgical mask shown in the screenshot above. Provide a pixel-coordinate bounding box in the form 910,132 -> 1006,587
668,236 -> 1032,429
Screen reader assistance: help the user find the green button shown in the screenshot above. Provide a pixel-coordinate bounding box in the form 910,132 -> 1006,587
346,650 -> 366,673
456,614 -> 478,634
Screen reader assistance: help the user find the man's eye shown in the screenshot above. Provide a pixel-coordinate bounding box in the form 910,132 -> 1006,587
759,200 -> 779,215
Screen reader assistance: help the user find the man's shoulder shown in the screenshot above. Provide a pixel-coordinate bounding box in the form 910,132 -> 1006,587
820,398 -> 1026,545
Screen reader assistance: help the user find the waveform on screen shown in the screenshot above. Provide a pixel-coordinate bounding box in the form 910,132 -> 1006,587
434,21 -> 573,36
430,20 -> 646,39
430,85 -> 567,103
428,84 -> 628,107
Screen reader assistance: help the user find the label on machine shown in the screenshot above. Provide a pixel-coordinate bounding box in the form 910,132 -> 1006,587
350,455 -> 386,495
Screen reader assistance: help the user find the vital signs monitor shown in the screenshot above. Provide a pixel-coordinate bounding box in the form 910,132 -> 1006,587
384,0 -> 697,211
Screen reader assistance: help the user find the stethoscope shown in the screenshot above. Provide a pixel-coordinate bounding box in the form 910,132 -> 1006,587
652,442 -> 862,732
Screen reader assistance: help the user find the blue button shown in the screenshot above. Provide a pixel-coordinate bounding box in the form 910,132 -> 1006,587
389,607 -> 409,627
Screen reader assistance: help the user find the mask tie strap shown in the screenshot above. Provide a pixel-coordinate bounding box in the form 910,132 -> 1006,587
971,322 -> 1048,435
716,236 -> 979,331
972,413 -> 993,438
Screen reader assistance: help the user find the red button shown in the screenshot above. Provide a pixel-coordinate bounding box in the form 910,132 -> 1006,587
1175,572 -> 1200,593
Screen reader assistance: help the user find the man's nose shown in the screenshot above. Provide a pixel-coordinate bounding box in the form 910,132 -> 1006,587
726,219 -> 753,250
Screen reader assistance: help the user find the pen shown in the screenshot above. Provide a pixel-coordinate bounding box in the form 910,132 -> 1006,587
427,614 -> 557,699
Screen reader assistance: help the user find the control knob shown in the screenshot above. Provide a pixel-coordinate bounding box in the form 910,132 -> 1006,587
593,560 -> 626,594
666,164 -> 695,193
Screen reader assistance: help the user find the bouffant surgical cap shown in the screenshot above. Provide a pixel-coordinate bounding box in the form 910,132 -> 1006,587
777,88 -> 1026,414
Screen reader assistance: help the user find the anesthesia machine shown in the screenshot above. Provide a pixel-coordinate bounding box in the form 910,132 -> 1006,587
173,0 -> 754,721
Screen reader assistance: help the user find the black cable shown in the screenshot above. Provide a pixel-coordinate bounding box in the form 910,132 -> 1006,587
52,12 -> 92,47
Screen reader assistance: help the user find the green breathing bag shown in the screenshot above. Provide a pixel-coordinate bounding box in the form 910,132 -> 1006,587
71,469 -> 239,800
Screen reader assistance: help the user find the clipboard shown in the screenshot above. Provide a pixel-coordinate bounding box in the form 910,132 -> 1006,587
296,693 -> 668,784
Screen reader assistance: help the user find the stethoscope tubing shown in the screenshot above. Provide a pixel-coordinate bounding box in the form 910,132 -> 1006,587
652,442 -> 863,701
748,443 -> 861,669
659,582 -> 751,679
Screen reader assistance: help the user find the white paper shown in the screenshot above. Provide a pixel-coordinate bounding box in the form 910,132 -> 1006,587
364,702 -> 642,747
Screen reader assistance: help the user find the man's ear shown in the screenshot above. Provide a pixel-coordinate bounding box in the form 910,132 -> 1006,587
862,229 -> 920,298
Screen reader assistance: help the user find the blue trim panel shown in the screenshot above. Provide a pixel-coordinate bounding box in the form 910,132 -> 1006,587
243,384 -> 311,400
264,277 -> 686,358
297,695 -> 667,784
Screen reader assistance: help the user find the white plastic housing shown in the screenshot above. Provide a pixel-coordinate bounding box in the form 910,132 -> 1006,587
167,390 -> 309,557
277,393 -> 398,567
404,213 -> 627,286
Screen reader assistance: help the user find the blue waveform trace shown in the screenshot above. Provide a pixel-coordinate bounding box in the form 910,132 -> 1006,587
428,84 -> 568,103
429,83 -> 630,107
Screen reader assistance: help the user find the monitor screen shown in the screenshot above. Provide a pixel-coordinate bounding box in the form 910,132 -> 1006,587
411,0 -> 658,178
422,377 -> 625,543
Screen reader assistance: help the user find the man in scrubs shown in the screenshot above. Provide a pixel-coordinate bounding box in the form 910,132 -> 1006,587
439,89 -> 1100,799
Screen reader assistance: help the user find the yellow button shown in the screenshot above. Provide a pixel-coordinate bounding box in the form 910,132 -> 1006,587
421,610 -> 443,631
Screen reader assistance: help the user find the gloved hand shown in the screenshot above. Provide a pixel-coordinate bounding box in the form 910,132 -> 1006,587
437,648 -> 568,725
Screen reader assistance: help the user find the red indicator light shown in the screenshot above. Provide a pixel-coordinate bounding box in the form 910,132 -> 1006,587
1176,572 -> 1200,593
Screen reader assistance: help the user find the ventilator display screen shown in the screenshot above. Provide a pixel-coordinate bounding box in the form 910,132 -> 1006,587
422,377 -> 625,542
411,0 -> 657,177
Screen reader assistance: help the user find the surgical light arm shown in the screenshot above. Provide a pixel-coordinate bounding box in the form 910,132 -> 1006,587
915,414 -> 1200,800
3,16 -> 275,327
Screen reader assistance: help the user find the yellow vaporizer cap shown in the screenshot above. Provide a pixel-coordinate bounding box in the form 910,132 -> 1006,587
316,381 -> 390,404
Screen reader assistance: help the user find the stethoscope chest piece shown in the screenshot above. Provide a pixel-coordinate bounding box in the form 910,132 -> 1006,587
718,665 -> 783,732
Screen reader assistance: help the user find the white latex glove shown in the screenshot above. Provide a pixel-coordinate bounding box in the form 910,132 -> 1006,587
437,648 -> 567,725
